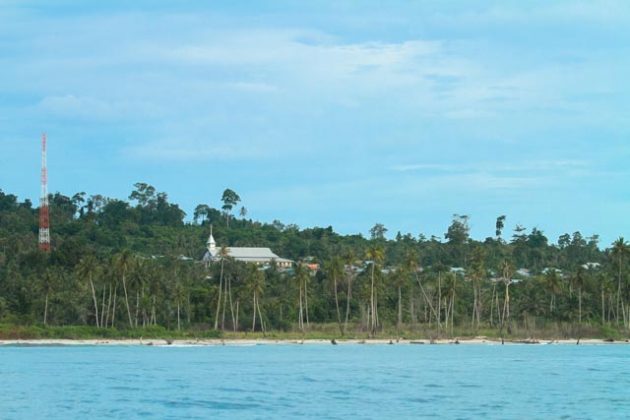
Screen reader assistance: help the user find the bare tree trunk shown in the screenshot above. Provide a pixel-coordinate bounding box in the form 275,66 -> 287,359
257,295 -> 265,335
370,264 -> 375,337
187,293 -> 191,324
334,274 -> 342,335
343,277 -> 353,335
437,273 -> 442,337
298,284 -> 304,332
601,287 -> 605,325
89,275 -> 100,328
415,273 -> 439,328
43,293 -> 49,326
213,259 -> 224,330
111,287 -> 117,327
221,275 -> 228,330
252,293 -> 257,332
105,284 -> 112,328
177,300 -> 181,331
235,299 -> 239,332
578,287 -> 582,324
101,286 -> 107,328
397,286 -> 403,332
228,277 -> 236,332
121,273 -> 133,328
304,279 -> 310,328
135,290 -> 139,328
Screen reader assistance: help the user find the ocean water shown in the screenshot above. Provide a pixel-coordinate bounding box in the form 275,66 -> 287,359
1,343 -> 629,419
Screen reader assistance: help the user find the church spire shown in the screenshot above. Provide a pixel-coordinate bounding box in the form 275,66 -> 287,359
207,224 -> 216,253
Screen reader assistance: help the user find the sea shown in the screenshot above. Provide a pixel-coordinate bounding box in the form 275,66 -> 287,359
1,343 -> 629,419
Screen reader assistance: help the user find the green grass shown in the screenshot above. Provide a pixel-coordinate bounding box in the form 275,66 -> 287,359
1,322 -> 628,341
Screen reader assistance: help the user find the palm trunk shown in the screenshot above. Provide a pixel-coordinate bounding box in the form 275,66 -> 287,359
578,287 -> 582,324
121,272 -> 133,328
134,290 -> 139,328
111,287 -> 117,327
177,300 -> 181,331
43,293 -> 49,326
304,279 -> 310,328
370,264 -> 376,336
257,296 -> 265,336
415,273 -> 439,326
343,277 -> 353,335
601,287 -> 605,325
213,259 -> 224,330
221,278 -> 228,330
228,277 -> 236,332
105,284 -> 112,328
101,286 -> 107,328
235,299 -> 240,331
298,283 -> 304,332
437,273 -> 442,336
89,275 -> 100,328
397,286 -> 402,331
252,293 -> 257,332
334,274 -> 342,335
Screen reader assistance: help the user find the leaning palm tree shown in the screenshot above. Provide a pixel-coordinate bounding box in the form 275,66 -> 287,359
247,265 -> 266,333
76,255 -> 101,328
294,263 -> 308,332
113,250 -> 135,328
405,249 -> 439,330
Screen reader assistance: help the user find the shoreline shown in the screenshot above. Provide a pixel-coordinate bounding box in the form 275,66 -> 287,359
1,337 -> 628,346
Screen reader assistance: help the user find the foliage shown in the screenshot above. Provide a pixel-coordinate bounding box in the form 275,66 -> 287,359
1,185 -> 629,339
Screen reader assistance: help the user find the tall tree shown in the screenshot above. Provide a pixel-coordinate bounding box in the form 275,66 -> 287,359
113,250 -> 135,328
76,255 -> 101,328
325,256 -> 344,335
221,189 -> 241,227
366,245 -> 384,336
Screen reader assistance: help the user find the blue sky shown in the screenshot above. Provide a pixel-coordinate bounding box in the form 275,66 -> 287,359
1,0 -> 629,245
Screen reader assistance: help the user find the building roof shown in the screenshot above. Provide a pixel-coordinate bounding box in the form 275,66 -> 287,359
203,230 -> 292,265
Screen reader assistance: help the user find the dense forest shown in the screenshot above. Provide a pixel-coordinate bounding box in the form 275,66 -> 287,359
1,183 -> 629,339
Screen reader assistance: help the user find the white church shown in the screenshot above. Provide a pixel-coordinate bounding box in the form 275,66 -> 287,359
202,229 -> 293,269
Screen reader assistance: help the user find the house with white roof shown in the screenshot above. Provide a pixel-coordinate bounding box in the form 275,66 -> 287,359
202,228 -> 292,269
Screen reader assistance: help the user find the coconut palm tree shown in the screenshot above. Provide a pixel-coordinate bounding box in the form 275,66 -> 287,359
499,259 -> 514,339
611,238 -> 629,327
76,255 -> 101,328
247,265 -> 266,333
40,268 -> 57,326
544,269 -> 562,316
213,246 -> 229,330
572,266 -> 586,325
113,250 -> 135,328
391,267 -> 407,332
405,249 -> 439,330
174,280 -> 185,331
325,256 -> 344,335
343,250 -> 357,335
365,245 -> 384,336
468,247 -> 486,329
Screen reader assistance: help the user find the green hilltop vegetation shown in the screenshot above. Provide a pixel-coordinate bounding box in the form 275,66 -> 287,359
1,183 -> 629,341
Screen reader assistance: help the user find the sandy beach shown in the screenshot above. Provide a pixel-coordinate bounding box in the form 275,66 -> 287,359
1,337 -> 628,346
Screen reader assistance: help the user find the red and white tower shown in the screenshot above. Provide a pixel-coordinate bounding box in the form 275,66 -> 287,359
38,133 -> 51,252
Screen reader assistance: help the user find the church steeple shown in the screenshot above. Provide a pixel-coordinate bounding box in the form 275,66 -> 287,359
207,225 -> 216,253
